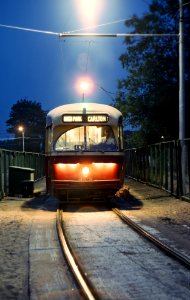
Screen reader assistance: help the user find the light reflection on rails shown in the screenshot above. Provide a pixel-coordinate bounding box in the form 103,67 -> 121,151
56,208 -> 99,300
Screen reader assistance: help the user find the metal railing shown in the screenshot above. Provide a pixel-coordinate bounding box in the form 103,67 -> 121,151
125,139 -> 190,200
0,148 -> 45,198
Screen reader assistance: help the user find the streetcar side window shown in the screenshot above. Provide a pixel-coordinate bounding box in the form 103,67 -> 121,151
45,126 -> 53,153
118,124 -> 124,150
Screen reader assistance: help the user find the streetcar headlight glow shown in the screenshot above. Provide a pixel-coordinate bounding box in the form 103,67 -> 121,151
82,166 -> 90,177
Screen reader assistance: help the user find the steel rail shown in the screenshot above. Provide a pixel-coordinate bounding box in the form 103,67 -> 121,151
112,208 -> 190,270
56,209 -> 97,300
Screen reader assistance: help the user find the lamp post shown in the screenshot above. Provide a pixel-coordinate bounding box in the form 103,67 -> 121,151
18,126 -> 25,152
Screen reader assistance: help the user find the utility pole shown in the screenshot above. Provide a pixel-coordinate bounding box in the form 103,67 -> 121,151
179,0 -> 185,140
179,0 -> 187,197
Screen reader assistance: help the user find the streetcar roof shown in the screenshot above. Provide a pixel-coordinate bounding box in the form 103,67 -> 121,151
46,102 -> 122,127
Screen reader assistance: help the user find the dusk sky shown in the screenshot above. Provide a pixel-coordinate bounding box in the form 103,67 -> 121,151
0,0 -> 151,138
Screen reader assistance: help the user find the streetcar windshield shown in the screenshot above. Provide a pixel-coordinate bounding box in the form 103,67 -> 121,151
54,126 -> 118,151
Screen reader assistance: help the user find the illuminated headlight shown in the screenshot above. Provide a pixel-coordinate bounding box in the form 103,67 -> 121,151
82,166 -> 90,177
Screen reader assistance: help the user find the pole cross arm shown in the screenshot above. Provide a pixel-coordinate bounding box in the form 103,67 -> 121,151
58,33 -> 179,38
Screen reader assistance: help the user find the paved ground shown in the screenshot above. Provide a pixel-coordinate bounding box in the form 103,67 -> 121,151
0,177 -> 189,299
117,177 -> 190,259
6,176 -> 190,258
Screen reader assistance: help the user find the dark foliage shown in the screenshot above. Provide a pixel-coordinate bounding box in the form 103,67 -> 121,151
6,99 -> 47,138
114,0 -> 190,147
5,99 -> 47,152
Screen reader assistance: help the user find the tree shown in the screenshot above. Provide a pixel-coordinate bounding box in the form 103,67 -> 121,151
6,99 -> 47,138
114,0 -> 190,147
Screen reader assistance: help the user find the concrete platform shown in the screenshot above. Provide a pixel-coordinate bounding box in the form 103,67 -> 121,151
29,196 -> 82,300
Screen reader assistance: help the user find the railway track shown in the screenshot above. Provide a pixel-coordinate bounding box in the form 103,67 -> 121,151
112,207 -> 190,270
57,203 -> 190,299
57,208 -> 99,300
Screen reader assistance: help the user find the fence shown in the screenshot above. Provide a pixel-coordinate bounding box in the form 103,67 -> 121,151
125,139 -> 190,200
0,148 -> 45,198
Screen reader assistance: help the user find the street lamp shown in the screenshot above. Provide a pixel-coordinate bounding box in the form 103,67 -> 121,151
76,77 -> 94,102
80,80 -> 90,102
18,126 -> 25,152
75,0 -> 104,27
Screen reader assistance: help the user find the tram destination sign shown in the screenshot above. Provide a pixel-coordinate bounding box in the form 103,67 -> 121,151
62,114 -> 109,123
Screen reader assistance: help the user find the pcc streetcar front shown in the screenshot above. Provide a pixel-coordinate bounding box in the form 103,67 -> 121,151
45,103 -> 124,200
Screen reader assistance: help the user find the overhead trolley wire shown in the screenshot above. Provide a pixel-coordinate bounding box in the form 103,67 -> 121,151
0,19 -> 128,36
0,23 -> 59,35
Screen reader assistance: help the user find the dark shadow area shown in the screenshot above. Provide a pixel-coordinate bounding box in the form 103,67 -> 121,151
60,202 -> 111,213
110,194 -> 143,210
59,193 -> 143,213
20,179 -> 144,213
21,194 -> 59,212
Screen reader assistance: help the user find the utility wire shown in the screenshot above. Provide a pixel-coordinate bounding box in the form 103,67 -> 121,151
0,18 -> 128,36
0,19 -> 179,38
67,18 -> 128,33
0,23 -> 59,35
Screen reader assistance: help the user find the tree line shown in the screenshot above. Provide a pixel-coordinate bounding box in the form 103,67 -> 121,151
2,99 -> 47,153
114,0 -> 190,147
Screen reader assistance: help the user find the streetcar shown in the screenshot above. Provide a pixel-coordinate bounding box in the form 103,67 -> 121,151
45,102 -> 124,200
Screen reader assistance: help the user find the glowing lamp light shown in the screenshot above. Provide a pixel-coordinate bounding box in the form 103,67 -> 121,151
82,166 -> 90,177
77,77 -> 94,94
76,77 -> 94,101
75,0 -> 104,27
80,81 -> 90,92
18,126 -> 24,132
